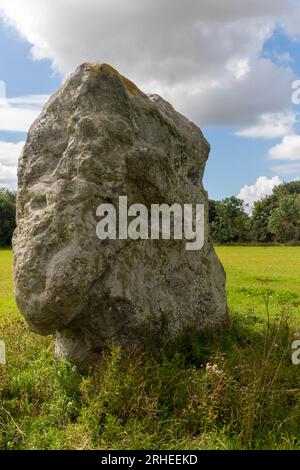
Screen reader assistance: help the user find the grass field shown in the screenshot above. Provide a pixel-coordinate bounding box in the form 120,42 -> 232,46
218,246 -> 300,314
0,247 -> 300,450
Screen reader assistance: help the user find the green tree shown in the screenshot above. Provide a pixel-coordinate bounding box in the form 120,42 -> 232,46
208,199 -> 220,225
268,195 -> 300,243
251,196 -> 275,242
210,196 -> 250,243
0,187 -> 16,247
251,180 -> 300,242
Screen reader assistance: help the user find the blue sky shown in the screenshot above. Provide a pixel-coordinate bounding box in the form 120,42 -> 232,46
0,20 -> 60,144
0,0 -> 300,207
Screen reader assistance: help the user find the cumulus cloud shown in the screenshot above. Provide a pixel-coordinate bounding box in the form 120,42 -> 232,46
0,80 -> 5,100
0,92 -> 48,132
272,163 -> 300,175
0,140 -> 24,166
0,162 -> 17,186
238,175 -> 282,209
5,95 -> 49,106
236,111 -> 296,139
268,134 -> 300,160
0,140 -> 24,186
0,106 -> 40,133
0,0 -> 299,126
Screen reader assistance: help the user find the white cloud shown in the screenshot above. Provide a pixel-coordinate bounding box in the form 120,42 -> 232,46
5,94 -> 49,106
226,58 -> 251,80
0,141 -> 24,166
274,51 -> 294,64
272,163 -> 300,175
236,111 -> 296,139
0,141 -> 24,187
158,59 -> 295,126
238,176 -> 282,209
0,0 -> 299,126
0,94 -> 48,132
0,105 -> 40,132
0,162 -> 17,186
268,134 -> 300,160
0,80 -> 5,100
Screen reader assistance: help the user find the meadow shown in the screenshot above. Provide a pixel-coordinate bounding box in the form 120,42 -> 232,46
0,247 -> 300,450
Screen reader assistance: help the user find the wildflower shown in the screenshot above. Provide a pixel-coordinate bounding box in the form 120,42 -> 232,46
205,363 -> 224,377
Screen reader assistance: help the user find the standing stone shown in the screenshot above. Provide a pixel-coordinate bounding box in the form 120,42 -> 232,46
13,63 -> 227,365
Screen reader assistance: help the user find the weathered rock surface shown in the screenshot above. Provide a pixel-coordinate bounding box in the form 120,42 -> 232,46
13,63 -> 227,365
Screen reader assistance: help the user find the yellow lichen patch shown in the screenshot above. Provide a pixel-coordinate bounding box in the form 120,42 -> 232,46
165,101 -> 174,111
121,76 -> 141,97
86,63 -> 120,80
188,124 -> 195,134
145,99 -> 154,108
86,63 -> 141,97
100,63 -> 120,76
86,63 -> 102,79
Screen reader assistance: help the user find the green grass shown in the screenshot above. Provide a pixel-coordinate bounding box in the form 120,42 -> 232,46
0,247 -> 300,450
217,246 -> 300,315
0,250 -> 18,323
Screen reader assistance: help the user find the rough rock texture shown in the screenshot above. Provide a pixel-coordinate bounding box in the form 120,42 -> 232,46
13,63 -> 227,365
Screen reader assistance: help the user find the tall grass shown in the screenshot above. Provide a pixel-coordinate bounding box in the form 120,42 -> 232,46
1,248 -> 300,449
0,302 -> 300,450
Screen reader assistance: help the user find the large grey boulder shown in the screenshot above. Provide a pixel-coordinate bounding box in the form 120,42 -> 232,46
13,63 -> 227,365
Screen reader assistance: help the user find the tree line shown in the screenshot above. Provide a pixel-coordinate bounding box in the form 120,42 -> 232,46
210,180 -> 300,244
0,187 -> 16,247
0,180 -> 300,247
